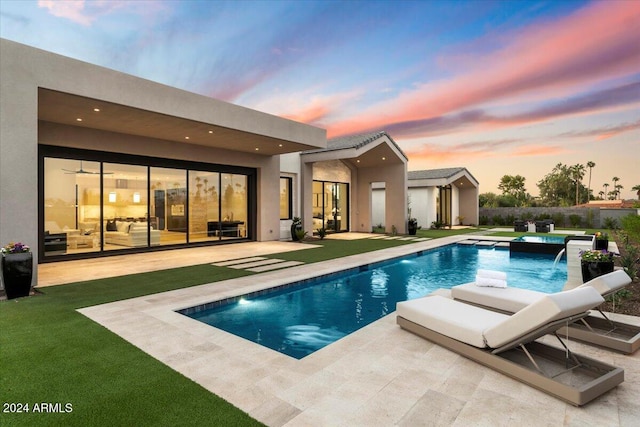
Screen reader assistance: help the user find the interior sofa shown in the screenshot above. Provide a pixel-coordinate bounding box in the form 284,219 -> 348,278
104,220 -> 160,247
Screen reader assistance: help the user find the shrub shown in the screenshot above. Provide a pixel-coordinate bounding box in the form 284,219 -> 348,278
552,213 -> 565,228
505,214 -> 516,225
602,217 -> 619,230
621,214 -> 640,241
585,209 -> 594,229
479,215 -> 489,225
569,214 -> 582,228
316,228 -> 327,240
491,215 -> 504,226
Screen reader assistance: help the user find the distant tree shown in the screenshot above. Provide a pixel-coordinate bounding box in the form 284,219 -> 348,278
497,174 -> 529,206
612,177 -> 620,199
598,190 -> 605,200
538,163 -> 587,206
633,184 -> 640,200
570,164 -> 586,205
603,183 -> 610,200
586,161 -> 595,201
479,192 -> 498,207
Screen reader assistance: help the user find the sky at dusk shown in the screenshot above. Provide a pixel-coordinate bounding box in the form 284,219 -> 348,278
1,0 -> 638,199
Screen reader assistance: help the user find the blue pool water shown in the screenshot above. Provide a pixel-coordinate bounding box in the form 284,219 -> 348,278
513,235 -> 566,244
183,245 -> 566,359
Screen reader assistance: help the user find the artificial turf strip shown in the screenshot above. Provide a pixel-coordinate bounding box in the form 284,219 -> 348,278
1,235 -> 461,426
0,265 -> 263,427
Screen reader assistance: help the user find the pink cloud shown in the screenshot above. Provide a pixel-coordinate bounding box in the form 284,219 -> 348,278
38,0 -> 167,27
38,0 -> 94,26
326,1 -> 640,138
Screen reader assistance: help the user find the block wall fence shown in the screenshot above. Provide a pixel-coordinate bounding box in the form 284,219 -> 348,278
479,207 -> 638,228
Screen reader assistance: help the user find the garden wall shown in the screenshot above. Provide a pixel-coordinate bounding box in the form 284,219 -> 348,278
479,207 -> 638,228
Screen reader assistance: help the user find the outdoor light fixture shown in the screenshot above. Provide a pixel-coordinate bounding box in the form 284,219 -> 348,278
109,192 -> 116,203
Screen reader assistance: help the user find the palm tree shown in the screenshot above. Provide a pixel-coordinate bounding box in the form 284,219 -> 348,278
571,164 -> 585,205
633,184 -> 640,200
598,190 -> 605,200
603,183 -> 610,200
586,161 -> 595,202
612,177 -> 620,200
615,184 -> 623,200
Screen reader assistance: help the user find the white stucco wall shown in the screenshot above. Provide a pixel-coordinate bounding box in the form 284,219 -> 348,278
0,38 -> 325,286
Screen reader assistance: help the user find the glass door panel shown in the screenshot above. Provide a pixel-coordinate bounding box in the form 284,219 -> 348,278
43,158 -> 102,256
189,171 -> 219,242
150,168 -> 187,246
335,183 -> 348,231
103,164 -> 149,251
220,173 -> 248,239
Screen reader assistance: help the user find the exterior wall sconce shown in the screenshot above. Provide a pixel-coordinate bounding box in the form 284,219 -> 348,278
109,192 -> 116,203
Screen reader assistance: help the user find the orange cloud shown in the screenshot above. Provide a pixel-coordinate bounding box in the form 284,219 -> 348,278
511,145 -> 568,157
326,1 -> 640,138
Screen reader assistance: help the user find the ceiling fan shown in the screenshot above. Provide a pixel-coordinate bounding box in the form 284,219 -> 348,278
62,161 -> 112,175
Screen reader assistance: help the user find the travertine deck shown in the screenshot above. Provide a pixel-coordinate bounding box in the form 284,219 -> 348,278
75,236 -> 640,426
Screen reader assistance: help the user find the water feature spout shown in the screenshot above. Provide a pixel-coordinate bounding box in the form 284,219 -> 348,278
553,248 -> 565,269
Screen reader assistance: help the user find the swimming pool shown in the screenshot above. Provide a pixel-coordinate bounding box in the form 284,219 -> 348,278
181,244 -> 566,359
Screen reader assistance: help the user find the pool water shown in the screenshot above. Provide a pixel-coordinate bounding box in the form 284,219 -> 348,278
183,245 -> 566,359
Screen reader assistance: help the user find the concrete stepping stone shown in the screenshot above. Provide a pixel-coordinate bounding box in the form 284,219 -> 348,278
212,257 -> 267,266
228,258 -> 287,269
247,261 -> 304,272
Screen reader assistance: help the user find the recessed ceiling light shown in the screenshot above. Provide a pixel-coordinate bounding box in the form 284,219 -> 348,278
185,136 -> 190,140
382,157 -> 386,160
356,159 -> 360,163
76,118 -> 83,121
278,144 -> 283,147
208,130 -> 213,134
93,108 -> 100,112
255,147 -> 259,151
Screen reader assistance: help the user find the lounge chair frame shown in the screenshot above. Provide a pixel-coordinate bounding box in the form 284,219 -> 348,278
456,296 -> 640,354
397,314 -> 624,406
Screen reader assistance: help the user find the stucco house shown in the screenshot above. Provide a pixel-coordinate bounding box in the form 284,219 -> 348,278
0,39 -> 410,287
372,167 -> 479,229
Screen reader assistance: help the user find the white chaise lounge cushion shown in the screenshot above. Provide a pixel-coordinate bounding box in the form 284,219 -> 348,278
576,270 -> 631,297
396,296 -> 508,348
451,283 -> 542,313
484,287 -> 604,348
452,270 -> 632,315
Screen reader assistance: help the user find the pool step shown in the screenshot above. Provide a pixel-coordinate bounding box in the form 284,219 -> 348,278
457,239 -> 510,248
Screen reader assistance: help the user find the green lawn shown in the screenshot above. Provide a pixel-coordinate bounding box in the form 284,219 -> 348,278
1,234 -> 448,426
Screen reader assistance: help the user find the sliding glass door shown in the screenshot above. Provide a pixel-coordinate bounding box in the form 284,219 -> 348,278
312,180 -> 349,233
41,146 -> 255,260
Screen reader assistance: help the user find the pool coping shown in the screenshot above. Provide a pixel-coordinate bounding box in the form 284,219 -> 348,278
78,235 -> 639,426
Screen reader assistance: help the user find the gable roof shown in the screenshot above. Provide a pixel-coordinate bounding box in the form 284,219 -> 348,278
408,168 -> 467,180
305,131 -> 407,160
408,167 -> 479,188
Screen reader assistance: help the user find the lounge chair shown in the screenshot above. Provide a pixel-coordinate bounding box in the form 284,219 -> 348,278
396,287 -> 624,406
450,270 -> 640,354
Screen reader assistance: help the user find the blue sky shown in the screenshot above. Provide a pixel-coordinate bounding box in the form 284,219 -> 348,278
1,0 -> 638,199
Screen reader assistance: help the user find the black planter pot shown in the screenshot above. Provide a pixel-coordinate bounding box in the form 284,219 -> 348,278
594,239 -> 609,250
581,260 -> 614,283
1,252 -> 33,299
408,222 -> 418,235
290,223 -> 302,241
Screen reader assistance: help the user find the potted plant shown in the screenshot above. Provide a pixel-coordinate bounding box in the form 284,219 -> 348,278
579,249 -> 617,282
290,217 -> 302,241
594,232 -> 609,250
317,227 -> 327,240
1,242 -> 33,299
408,218 -> 418,235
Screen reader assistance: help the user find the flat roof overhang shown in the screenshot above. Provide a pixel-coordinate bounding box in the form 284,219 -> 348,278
38,88 -> 325,156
